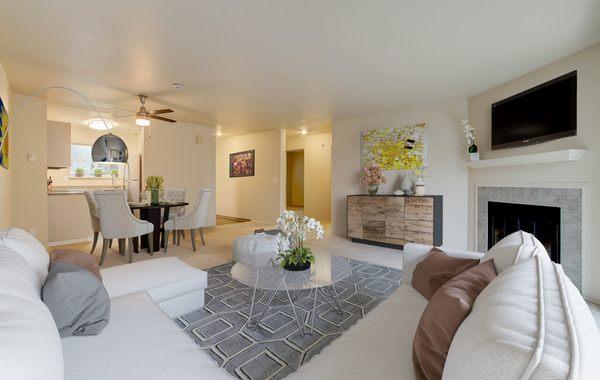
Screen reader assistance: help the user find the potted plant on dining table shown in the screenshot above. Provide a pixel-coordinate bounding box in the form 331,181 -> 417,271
275,210 -> 324,271
145,175 -> 164,205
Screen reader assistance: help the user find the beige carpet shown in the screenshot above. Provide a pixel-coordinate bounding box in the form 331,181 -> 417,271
50,221 -> 404,271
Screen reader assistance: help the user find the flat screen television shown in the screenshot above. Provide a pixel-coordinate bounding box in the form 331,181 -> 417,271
491,71 -> 576,150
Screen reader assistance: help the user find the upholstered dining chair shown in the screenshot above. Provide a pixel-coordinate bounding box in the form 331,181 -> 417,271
83,191 -> 112,255
94,190 -> 154,266
163,189 -> 212,253
163,188 -> 186,242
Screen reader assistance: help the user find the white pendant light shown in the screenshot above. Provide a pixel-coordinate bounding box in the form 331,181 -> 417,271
136,115 -> 150,126
88,119 -> 115,130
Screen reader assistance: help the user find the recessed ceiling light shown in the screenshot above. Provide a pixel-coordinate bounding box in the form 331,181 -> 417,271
88,119 -> 115,130
172,83 -> 184,89
216,130 -> 223,137
301,128 -> 308,135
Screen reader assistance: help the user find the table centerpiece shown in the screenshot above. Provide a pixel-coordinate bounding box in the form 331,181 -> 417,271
276,210 -> 324,271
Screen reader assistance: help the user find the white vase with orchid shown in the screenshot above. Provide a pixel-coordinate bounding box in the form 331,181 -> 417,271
460,120 -> 479,161
276,210 -> 324,271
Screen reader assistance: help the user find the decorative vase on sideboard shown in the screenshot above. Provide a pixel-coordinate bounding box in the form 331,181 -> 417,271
367,184 -> 379,195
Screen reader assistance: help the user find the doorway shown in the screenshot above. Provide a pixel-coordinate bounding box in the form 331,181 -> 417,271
286,150 -> 304,214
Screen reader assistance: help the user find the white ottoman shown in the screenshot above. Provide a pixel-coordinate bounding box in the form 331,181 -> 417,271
233,233 -> 283,268
100,257 -> 207,318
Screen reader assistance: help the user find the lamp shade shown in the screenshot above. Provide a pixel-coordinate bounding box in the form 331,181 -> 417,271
92,133 -> 129,163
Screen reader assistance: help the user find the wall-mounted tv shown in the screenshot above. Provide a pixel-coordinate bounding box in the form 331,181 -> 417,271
491,71 -> 576,150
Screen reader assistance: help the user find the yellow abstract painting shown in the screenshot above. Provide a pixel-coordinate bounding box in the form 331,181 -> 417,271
361,123 -> 427,171
0,97 -> 8,169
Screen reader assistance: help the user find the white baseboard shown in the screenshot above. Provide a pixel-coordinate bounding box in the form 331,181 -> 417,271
48,236 -> 93,247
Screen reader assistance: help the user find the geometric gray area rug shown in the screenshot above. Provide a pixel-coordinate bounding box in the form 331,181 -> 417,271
176,259 -> 402,380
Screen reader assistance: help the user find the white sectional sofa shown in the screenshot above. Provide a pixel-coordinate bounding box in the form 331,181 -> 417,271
0,228 -> 231,380
2,227 -> 599,380
291,241 -> 600,380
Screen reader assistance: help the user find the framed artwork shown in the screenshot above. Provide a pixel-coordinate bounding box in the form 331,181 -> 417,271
361,122 -> 427,171
0,97 -> 8,169
229,149 -> 255,177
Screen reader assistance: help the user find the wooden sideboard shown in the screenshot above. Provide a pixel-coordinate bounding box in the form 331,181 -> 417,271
347,195 -> 442,249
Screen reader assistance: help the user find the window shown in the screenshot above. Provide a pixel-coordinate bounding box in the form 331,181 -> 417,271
69,144 -> 121,178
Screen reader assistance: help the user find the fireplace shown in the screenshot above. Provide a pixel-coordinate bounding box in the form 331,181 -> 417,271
477,187 -> 581,290
488,201 -> 560,263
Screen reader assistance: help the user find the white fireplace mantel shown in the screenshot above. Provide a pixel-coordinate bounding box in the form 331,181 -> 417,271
466,149 -> 587,169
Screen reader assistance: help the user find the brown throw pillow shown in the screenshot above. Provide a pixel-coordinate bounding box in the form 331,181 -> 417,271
411,247 -> 479,300
412,260 -> 497,380
49,249 -> 102,281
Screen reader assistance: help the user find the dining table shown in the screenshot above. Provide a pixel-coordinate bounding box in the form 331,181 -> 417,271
128,201 -> 189,253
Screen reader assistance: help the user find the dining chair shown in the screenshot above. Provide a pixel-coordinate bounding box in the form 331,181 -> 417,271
94,190 -> 154,266
163,188 -> 186,242
163,188 -> 212,253
83,191 -> 112,255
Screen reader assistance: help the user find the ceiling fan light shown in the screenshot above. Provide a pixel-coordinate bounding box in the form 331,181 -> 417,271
136,116 -> 150,126
88,119 -> 115,130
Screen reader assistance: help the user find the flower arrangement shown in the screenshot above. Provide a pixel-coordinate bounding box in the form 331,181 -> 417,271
360,165 -> 387,195
145,175 -> 164,191
111,169 -> 119,178
93,168 -> 103,177
460,120 -> 478,160
275,210 -> 324,271
145,175 -> 165,205
75,168 -> 84,177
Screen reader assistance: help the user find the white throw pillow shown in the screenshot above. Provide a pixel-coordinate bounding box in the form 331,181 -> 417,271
481,230 -> 548,273
0,227 -> 49,287
0,246 -> 64,380
443,255 -> 600,379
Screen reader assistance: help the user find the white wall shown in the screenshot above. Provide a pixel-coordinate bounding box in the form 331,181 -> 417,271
468,42 -> 600,301
0,61 -> 11,228
11,94 -> 48,245
331,100 -> 469,249
216,130 -> 285,223
143,122 -> 216,226
287,132 -> 332,221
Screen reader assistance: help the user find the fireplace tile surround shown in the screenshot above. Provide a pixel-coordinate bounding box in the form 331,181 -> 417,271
477,186 -> 582,290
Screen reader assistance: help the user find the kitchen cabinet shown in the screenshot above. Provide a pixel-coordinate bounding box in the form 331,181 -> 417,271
47,120 -> 71,168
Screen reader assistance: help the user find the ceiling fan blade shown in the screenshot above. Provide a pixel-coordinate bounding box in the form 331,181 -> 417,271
150,109 -> 174,115
150,115 -> 177,123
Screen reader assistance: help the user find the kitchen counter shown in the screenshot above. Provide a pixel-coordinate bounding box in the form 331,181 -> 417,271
48,186 -> 120,195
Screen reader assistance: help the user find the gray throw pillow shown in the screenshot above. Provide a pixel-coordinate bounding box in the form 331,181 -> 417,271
43,261 -> 110,337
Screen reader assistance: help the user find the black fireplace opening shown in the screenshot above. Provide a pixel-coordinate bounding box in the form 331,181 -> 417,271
488,201 -> 560,263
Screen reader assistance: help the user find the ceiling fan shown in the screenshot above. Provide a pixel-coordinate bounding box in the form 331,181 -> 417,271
115,94 -> 177,126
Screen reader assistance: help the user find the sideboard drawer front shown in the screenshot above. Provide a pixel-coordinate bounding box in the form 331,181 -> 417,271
385,197 -> 405,239
405,229 -> 434,245
363,222 -> 385,241
405,197 -> 433,221
405,197 -> 434,206
361,197 -> 386,222
405,220 -> 433,234
347,197 -> 363,238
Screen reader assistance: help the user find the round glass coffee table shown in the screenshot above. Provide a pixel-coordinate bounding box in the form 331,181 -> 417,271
231,252 -> 352,336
